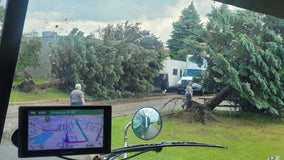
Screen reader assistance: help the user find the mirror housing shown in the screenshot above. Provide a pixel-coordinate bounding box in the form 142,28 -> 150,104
132,107 -> 162,140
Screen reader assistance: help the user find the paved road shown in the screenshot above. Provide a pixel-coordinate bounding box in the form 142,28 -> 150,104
1,93 -> 209,145
1,93 -> 227,160
1,94 -> 165,144
3,92 -> 237,147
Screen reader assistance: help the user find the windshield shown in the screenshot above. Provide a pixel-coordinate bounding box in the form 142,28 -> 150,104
1,0 -> 284,159
183,69 -> 204,77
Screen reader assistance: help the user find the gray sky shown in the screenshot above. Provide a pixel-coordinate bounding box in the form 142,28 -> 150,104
2,0 -> 233,43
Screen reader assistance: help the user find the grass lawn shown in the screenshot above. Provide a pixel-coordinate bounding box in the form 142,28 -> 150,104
8,83 -> 284,159
9,87 -> 69,102
10,78 -> 69,102
112,111 -> 284,160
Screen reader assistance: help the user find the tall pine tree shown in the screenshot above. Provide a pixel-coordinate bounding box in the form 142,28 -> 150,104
205,5 -> 284,115
167,1 -> 205,62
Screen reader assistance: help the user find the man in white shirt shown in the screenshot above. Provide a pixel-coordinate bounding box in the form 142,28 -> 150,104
70,83 -> 86,106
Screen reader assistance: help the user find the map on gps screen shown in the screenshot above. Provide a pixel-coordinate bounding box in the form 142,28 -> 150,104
27,109 -> 104,150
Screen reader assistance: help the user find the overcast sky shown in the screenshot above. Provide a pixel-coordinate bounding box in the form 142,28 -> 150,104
2,0 -> 233,43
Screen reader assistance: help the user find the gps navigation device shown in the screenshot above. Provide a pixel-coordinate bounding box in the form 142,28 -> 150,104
18,105 -> 111,158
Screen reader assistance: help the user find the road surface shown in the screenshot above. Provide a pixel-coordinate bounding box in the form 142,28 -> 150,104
2,93 -> 209,145
1,93 -> 237,160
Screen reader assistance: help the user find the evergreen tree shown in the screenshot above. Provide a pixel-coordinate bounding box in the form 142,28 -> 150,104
205,5 -> 284,115
17,32 -> 41,79
50,28 -> 110,99
51,23 -> 167,100
102,22 -> 166,94
167,1 -> 205,62
263,15 -> 284,39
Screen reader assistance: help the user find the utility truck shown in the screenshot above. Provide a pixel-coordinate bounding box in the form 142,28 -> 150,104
176,55 -> 207,95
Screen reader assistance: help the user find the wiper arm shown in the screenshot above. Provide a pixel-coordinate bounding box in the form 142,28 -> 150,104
101,141 -> 227,160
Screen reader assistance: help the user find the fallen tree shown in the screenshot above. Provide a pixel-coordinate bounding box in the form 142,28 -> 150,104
36,78 -> 65,89
15,78 -> 65,92
161,97 -> 218,124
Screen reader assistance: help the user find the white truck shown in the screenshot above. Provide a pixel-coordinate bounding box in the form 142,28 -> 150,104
176,55 -> 207,95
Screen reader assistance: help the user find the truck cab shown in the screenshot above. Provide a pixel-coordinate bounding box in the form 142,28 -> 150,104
176,68 -> 205,95
176,55 -> 206,95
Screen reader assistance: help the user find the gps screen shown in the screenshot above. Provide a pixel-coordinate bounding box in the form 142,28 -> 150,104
28,109 -> 104,150
18,106 -> 111,157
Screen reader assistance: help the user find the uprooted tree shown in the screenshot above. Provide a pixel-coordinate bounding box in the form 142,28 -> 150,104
50,23 -> 167,100
204,5 -> 284,116
168,4 -> 284,116
160,97 -> 218,124
15,32 -> 42,92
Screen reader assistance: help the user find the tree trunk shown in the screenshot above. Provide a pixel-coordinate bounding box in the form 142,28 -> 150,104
207,84 -> 234,110
23,71 -> 32,82
36,78 -> 65,89
15,78 -> 65,92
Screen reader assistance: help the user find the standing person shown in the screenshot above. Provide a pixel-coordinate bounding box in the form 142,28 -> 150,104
185,82 -> 193,104
70,83 -> 86,106
160,74 -> 168,95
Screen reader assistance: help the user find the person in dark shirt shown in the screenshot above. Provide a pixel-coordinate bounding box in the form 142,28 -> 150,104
160,74 -> 168,95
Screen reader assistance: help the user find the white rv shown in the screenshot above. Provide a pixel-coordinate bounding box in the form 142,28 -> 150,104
153,58 -> 186,92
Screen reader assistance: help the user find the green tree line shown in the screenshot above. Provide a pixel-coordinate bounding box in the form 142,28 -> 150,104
50,23 -> 167,100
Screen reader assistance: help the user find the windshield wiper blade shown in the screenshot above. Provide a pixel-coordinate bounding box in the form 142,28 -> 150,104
102,141 -> 227,160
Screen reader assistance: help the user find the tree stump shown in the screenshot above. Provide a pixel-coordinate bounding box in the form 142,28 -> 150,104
173,100 -> 218,124
16,79 -> 35,92
185,100 -> 206,123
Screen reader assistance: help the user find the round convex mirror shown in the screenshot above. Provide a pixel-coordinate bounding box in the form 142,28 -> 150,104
132,107 -> 162,140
